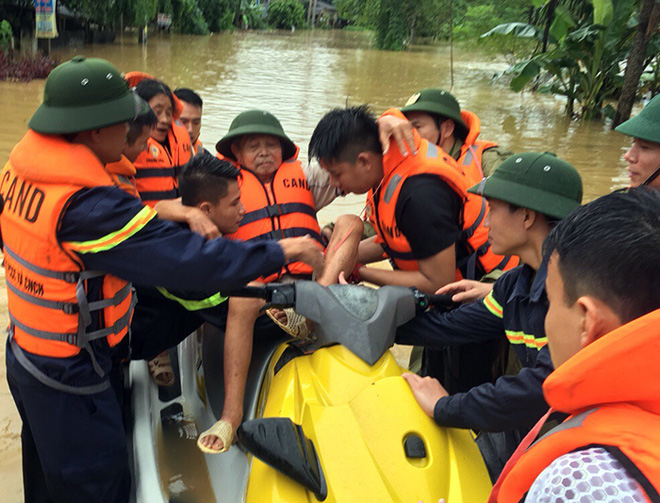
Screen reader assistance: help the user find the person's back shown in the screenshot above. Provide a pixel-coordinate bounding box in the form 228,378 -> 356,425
492,188 -> 660,503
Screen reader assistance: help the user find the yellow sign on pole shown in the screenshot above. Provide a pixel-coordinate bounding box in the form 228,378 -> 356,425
34,0 -> 58,39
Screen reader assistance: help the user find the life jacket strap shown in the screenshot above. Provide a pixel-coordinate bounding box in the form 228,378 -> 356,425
249,227 -> 324,245
87,281 -> 132,310
134,167 -> 177,178
138,188 -> 179,201
240,202 -> 317,227
463,197 -> 487,240
6,281 -> 78,313
3,243 -> 79,283
380,242 -> 415,261
8,334 -> 111,396
457,242 -> 490,280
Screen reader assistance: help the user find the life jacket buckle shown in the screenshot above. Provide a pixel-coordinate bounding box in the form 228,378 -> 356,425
64,272 -> 79,283
265,204 -> 282,218
65,333 -> 79,346
268,230 -> 286,241
62,304 -> 78,314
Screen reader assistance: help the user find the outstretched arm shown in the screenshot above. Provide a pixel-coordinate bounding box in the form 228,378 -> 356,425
359,244 -> 456,294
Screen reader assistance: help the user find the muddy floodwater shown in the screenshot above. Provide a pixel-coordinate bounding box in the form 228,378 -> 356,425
0,29 -> 634,501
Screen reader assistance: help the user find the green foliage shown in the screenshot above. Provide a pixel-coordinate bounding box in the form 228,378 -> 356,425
170,0 -> 209,34
241,1 -> 267,29
335,0 -> 373,27
499,0 -> 638,120
371,0 -> 408,50
267,0 -> 305,29
198,0 -> 237,31
0,19 -> 13,51
451,0 -> 535,40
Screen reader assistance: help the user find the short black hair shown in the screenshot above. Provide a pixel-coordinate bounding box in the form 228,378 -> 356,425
179,153 -> 241,206
135,78 -> 175,108
174,88 -> 203,108
309,105 -> 381,164
544,188 -> 660,323
127,108 -> 157,145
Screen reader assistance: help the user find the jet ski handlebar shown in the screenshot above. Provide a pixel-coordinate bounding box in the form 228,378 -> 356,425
228,283 -> 457,312
228,282 -> 458,365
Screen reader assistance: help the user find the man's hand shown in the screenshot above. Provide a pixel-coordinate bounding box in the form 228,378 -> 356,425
377,115 -> 416,156
401,373 -> 449,418
279,236 -> 324,277
185,207 -> 221,240
436,279 -> 493,304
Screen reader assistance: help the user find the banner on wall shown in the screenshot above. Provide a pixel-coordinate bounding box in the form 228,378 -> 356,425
34,0 -> 58,39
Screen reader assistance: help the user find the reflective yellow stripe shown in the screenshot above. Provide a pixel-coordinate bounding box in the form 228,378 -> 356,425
483,291 -> 503,318
157,287 -> 227,311
65,206 -> 156,254
505,330 -> 547,349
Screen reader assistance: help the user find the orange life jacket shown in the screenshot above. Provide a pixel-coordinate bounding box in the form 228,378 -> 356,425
0,131 -> 146,362
105,155 -> 139,198
492,309 -> 660,503
457,110 -> 518,275
133,120 -> 192,207
126,71 -> 193,207
457,110 -> 499,186
370,109 -> 515,280
193,138 -> 204,156
226,149 -> 323,283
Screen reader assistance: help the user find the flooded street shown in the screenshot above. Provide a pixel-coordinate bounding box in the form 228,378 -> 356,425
0,29 -> 635,501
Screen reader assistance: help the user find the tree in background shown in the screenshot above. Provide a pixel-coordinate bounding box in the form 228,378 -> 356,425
482,0 -> 660,121
267,0 -> 306,29
613,0 -> 660,127
197,0 -> 238,31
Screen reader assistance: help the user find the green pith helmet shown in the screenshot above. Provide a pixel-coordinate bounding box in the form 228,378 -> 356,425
400,88 -> 469,140
615,94 -> 660,144
215,109 -> 296,161
468,152 -> 583,219
29,56 -> 149,134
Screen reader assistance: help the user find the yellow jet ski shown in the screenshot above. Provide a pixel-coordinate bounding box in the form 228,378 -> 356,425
130,282 -> 491,503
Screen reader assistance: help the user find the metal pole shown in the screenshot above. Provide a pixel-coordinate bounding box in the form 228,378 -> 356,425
449,0 -> 454,91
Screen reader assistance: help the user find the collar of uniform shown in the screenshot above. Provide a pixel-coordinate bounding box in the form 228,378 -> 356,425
448,138 -> 463,161
507,258 -> 548,304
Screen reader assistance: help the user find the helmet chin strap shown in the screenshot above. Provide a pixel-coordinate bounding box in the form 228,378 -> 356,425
642,165 -> 660,186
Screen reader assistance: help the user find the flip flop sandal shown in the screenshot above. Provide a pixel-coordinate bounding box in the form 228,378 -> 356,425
197,419 -> 234,454
266,308 -> 312,340
148,351 -> 175,387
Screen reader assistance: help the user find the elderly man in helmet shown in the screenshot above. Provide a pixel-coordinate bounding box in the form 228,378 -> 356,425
192,110 -> 363,454
1,57 -> 321,503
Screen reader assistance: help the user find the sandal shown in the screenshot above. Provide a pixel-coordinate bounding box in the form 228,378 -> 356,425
148,350 -> 175,387
197,419 -> 234,454
266,308 -> 312,340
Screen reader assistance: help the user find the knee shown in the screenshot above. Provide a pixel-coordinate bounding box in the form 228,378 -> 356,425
228,296 -> 263,317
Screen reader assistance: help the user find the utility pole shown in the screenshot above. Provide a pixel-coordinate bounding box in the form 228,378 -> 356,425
449,0 -> 454,90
